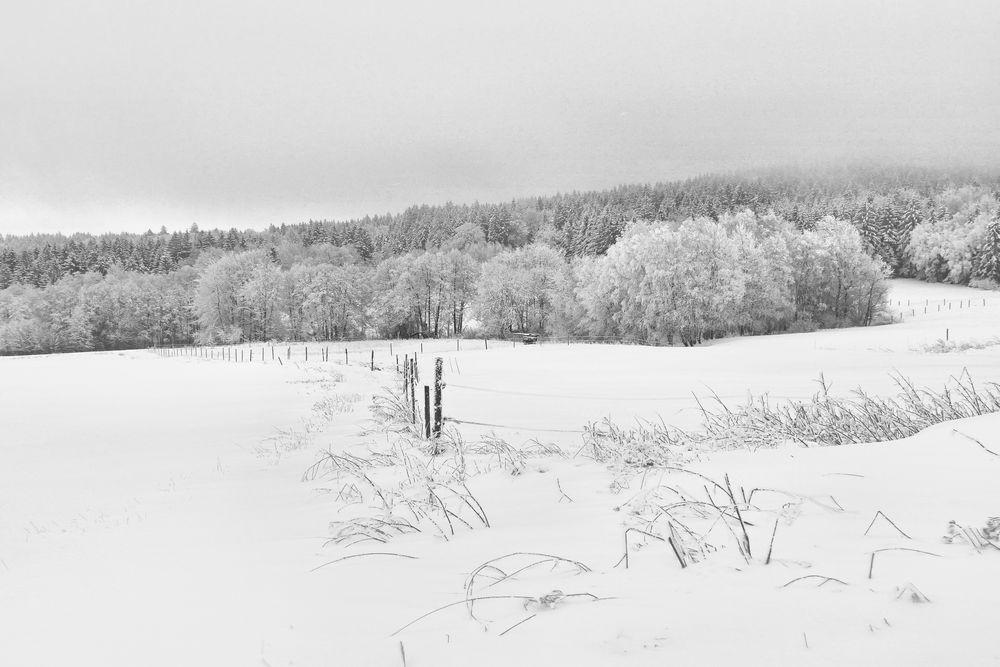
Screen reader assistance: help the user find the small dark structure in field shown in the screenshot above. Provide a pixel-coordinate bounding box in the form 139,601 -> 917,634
512,332 -> 539,344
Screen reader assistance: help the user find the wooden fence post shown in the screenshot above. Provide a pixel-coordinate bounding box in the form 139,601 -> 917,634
424,386 -> 431,439
433,357 -> 444,438
371,350 -> 375,371
409,358 -> 417,424
403,355 -> 409,398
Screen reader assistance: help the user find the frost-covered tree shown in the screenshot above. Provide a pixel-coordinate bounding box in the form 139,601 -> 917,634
194,250 -> 274,342
908,190 -> 996,284
239,261 -> 284,340
788,217 -> 889,327
474,244 -> 566,335
974,216 -> 1000,285
577,218 -> 746,345
442,250 -> 479,335
726,213 -> 795,334
300,264 -> 372,339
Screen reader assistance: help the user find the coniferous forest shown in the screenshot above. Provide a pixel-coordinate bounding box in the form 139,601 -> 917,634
2,164 -> 999,354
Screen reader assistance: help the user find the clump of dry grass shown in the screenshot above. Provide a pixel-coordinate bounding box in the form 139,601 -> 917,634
707,371 -> 1000,447
580,371 -> 1000,467
388,551 -> 603,637
367,389 -> 424,438
312,392 -> 363,419
921,337 -> 1000,353
579,418 -> 690,467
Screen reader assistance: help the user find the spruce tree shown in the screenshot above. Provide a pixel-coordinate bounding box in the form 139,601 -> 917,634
975,217 -> 1000,282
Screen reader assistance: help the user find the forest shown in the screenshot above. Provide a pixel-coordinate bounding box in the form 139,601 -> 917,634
1,164 -> 999,354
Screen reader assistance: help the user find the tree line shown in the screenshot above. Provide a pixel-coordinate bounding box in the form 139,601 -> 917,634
4,164 -> 998,291
3,211 -> 892,354
2,165 -> 999,354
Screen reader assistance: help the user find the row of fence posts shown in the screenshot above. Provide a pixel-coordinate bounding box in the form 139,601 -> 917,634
158,336 -> 508,362
399,352 -> 445,443
898,298 -> 988,307
888,297 -> 989,340
156,344 -> 384,370
897,298 -> 988,316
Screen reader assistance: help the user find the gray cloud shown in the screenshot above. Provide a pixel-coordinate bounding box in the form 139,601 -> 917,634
1,0 -> 998,234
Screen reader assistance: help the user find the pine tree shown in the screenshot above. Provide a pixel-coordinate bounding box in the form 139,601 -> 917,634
975,217 -> 1000,282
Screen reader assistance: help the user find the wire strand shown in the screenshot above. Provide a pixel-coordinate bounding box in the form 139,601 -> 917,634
443,417 -> 584,434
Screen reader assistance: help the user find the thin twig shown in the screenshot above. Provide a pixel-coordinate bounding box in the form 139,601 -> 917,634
623,528 -> 665,569
952,428 -> 1000,456
868,547 -> 942,579
864,511 -> 912,539
782,574 -> 849,588
309,552 -> 418,572
557,478 -> 574,503
391,593 -> 602,637
498,614 -> 537,636
765,518 -> 779,565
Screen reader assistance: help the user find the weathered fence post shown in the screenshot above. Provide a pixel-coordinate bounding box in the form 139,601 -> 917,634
409,358 -> 417,424
433,357 -> 444,439
424,386 -> 431,439
403,355 -> 409,398
305,346 -> 308,361
371,350 -> 375,371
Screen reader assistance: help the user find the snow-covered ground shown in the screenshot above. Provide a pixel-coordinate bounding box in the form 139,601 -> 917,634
1,278 -> 998,666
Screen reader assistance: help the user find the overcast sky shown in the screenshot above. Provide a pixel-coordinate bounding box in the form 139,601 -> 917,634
1,0 -> 998,235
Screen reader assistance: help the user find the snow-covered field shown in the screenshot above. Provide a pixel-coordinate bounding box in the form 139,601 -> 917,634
2,279 -> 999,666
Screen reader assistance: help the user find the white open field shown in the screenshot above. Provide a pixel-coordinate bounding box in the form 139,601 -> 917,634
2,278 -> 999,666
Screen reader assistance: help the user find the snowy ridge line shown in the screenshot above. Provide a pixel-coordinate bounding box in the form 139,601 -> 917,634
445,383 -> 807,402
443,417 -> 584,434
